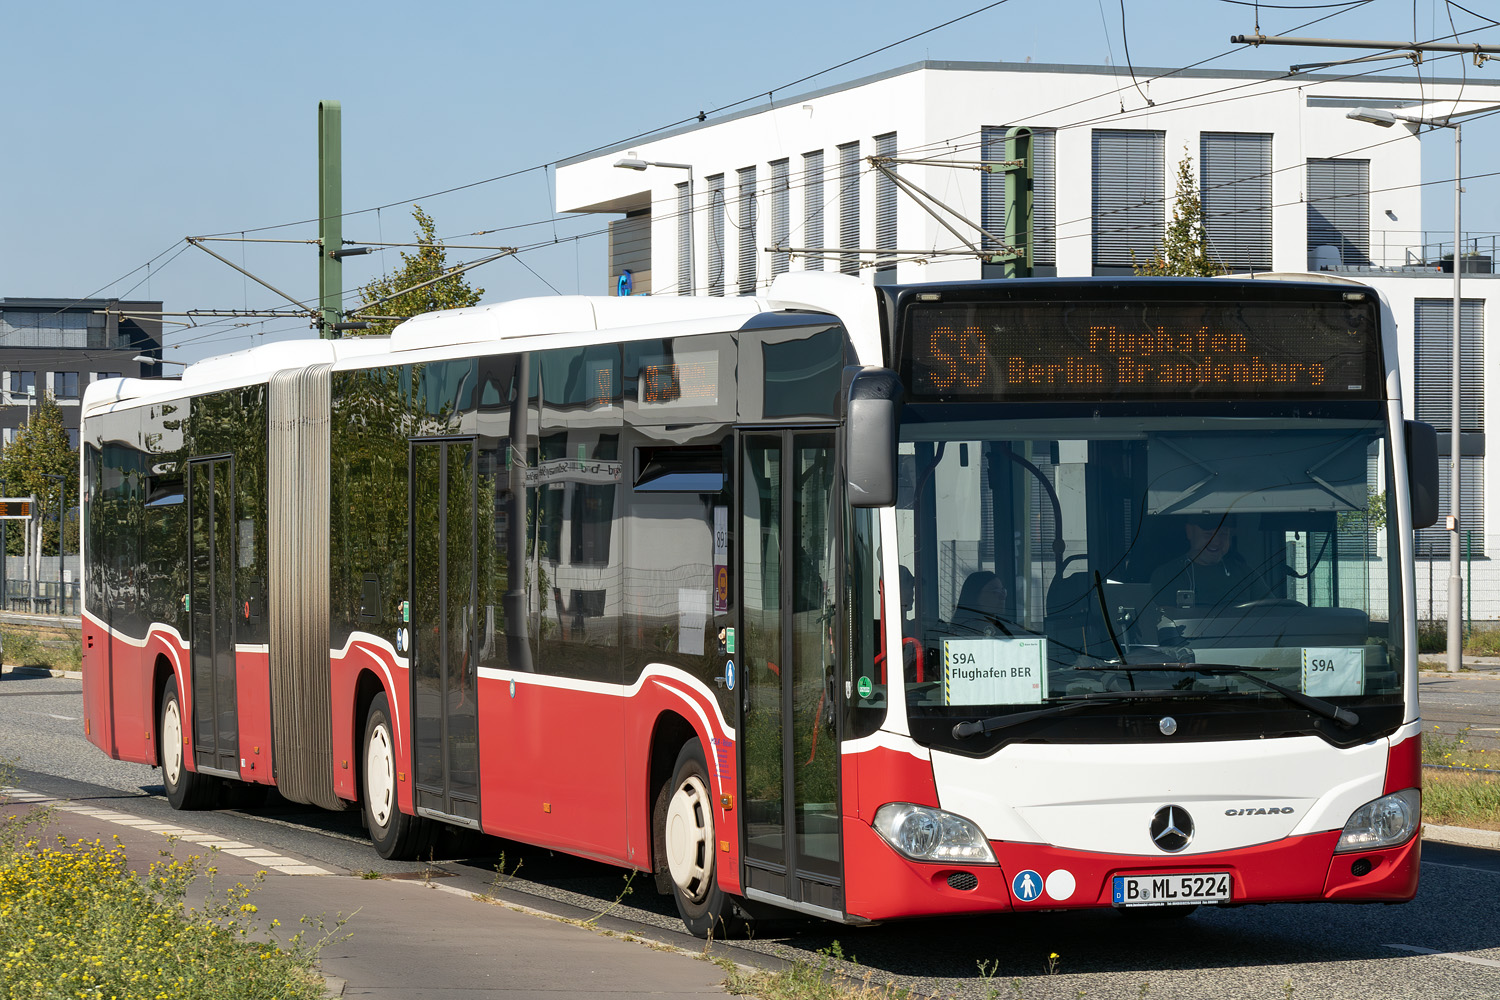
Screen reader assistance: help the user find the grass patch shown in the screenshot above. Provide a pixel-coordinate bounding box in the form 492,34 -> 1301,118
720,942 -> 924,999
1422,726 -> 1499,771
1,625 -> 81,671
1416,620 -> 1500,658
1423,768 -> 1500,831
0,796 -> 337,998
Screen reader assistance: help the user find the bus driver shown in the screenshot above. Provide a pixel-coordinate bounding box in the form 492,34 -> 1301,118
1149,513 -> 1270,631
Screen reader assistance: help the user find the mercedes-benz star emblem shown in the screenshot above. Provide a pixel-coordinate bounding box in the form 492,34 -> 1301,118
1159,716 -> 1178,736
1151,805 -> 1194,853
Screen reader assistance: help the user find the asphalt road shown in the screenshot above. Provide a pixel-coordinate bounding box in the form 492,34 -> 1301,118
4,667 -> 1500,1000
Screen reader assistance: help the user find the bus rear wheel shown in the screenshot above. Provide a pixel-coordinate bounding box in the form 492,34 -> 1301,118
362,692 -> 432,860
159,677 -> 218,810
657,740 -> 749,939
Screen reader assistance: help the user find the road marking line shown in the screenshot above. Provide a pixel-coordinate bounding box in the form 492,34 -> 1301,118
1387,944 -> 1500,969
3,786 -> 331,876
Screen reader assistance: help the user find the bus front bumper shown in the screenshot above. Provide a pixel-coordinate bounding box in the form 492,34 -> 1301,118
840,819 -> 1419,922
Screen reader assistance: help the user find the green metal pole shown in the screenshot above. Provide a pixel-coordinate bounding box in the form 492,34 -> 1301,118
318,100 -> 343,339
1003,126 -> 1034,279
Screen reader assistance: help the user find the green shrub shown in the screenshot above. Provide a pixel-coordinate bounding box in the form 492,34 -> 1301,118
0,806 -> 333,1000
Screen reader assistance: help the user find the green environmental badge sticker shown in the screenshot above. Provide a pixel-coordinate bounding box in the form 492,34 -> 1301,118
856,676 -> 873,699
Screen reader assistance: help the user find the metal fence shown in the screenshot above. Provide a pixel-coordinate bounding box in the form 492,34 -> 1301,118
2,555 -> 80,616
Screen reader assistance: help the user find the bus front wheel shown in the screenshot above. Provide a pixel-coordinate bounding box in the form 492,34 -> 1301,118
657,740 -> 749,939
362,692 -> 431,860
159,677 -> 218,810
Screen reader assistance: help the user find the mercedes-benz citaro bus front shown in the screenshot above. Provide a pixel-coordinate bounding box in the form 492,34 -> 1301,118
839,276 -> 1439,922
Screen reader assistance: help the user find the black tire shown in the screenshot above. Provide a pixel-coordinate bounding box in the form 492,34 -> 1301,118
655,740 -> 750,939
362,692 -> 432,860
159,677 -> 219,810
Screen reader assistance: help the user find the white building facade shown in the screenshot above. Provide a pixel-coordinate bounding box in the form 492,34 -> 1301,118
556,60 -> 1500,622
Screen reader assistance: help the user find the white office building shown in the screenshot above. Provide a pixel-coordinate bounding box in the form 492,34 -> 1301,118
555,60 -> 1500,623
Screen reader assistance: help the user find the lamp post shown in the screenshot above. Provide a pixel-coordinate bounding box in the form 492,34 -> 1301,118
6,386 -> 37,610
37,472 -> 65,615
614,153 -> 695,295
1348,107 -> 1464,673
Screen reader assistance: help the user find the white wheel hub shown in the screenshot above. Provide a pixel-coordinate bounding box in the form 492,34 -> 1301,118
665,773 -> 714,902
365,721 -> 396,828
163,696 -> 184,786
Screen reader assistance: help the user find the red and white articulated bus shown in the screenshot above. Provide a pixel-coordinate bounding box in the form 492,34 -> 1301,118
81,272 -> 1438,936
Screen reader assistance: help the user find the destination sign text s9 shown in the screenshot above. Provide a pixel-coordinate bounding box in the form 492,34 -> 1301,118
903,299 -> 1381,401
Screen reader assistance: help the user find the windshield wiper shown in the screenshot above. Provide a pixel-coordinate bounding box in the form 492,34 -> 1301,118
1083,660 -> 1359,729
952,688 -> 1218,740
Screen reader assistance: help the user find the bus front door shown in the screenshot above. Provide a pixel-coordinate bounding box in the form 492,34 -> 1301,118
188,456 -> 238,776
409,438 -> 481,828
738,430 -> 844,917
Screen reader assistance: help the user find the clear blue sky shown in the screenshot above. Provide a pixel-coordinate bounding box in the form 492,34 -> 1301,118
4,0 -> 1497,361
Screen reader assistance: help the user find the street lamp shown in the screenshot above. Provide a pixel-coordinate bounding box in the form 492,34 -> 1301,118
1348,106 -> 1464,673
131,354 -> 186,369
614,152 -> 695,295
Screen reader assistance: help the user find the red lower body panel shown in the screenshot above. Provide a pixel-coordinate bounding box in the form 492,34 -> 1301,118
842,824 -> 1420,922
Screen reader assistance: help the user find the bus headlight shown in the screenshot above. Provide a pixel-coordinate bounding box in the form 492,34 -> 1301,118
872,803 -> 997,864
1335,788 -> 1420,853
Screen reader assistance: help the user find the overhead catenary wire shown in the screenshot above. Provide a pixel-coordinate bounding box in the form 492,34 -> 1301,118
85,0 -> 1384,313
110,2 -> 1494,350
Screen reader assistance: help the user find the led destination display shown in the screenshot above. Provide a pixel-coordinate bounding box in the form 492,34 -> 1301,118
904,298 -> 1381,401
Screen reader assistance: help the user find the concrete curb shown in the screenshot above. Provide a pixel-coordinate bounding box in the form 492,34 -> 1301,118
1422,823 -> 1500,850
0,664 -> 82,679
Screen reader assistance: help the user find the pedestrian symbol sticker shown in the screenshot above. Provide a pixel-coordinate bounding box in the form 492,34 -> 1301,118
1012,870 -> 1043,902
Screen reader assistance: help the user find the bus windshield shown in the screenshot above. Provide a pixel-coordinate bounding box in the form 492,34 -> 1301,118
894,405 -> 1405,752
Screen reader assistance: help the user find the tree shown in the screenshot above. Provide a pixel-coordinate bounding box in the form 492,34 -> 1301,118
1,395 -> 78,556
353,205 -> 485,336
1135,151 -> 1225,277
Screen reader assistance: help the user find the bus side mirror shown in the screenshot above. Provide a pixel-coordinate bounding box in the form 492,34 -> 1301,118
844,367 -> 903,508
1405,420 -> 1440,530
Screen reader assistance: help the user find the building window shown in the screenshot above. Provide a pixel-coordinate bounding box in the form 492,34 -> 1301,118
1307,158 -> 1370,268
1415,297 -> 1485,555
707,174 -> 725,297
67,429 -> 80,449
1200,132 -> 1272,272
55,372 -> 80,399
1091,129 -> 1165,273
676,182 -> 692,296
874,132 -> 897,276
737,166 -> 757,294
93,372 -> 123,383
8,371 -> 36,398
804,150 -> 825,272
838,141 -> 861,275
982,126 -> 1057,275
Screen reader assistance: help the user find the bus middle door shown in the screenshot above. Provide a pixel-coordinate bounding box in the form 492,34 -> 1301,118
409,437 -> 481,828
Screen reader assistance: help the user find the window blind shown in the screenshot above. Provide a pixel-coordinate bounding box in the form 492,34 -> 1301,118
1092,129 -> 1165,269
1200,132 -> 1272,272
